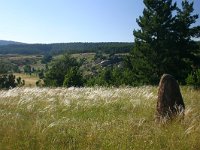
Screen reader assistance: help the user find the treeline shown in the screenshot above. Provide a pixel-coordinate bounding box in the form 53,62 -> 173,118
42,54 -> 134,87
0,42 -> 133,55
41,54 -> 200,88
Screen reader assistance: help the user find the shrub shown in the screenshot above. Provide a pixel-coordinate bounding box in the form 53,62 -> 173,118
0,74 -> 24,89
63,67 -> 84,87
186,69 -> 200,89
44,54 -> 81,87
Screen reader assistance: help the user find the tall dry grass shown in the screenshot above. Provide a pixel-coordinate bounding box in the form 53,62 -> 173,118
0,86 -> 199,149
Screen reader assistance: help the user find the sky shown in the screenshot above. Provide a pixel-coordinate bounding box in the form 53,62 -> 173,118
0,0 -> 199,44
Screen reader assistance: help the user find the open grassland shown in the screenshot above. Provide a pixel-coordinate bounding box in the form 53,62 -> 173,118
0,86 -> 200,150
14,73 -> 39,87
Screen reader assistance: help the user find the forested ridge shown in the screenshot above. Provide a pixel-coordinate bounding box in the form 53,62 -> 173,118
0,40 -> 24,45
0,42 -> 133,55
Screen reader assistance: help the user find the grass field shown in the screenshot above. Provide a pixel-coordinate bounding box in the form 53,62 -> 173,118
0,86 -> 200,149
14,73 -> 39,87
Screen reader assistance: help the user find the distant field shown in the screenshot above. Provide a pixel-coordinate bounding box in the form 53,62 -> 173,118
14,73 -> 39,87
72,53 -> 95,62
0,86 -> 199,149
0,54 -> 45,70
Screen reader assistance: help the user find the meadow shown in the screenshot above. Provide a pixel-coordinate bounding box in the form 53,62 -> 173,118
14,73 -> 40,87
0,86 -> 199,150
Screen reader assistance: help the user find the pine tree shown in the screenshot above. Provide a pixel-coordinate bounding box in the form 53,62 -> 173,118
127,0 -> 177,84
127,0 -> 200,84
173,0 -> 200,81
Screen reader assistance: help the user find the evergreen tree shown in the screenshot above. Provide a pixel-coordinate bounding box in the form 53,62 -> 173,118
173,0 -> 200,81
127,0 -> 200,84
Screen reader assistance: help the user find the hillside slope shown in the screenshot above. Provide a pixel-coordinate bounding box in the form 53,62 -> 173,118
0,42 -> 133,55
0,40 -> 24,45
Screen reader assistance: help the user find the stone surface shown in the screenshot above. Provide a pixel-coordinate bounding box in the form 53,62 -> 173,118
156,74 -> 185,121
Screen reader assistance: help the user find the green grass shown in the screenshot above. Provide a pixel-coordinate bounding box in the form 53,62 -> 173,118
0,86 -> 200,150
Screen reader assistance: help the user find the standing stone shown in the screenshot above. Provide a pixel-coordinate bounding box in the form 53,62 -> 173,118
156,74 -> 185,121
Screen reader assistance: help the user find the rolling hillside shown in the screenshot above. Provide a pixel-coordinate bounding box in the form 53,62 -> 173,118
0,40 -> 24,45
0,42 -> 133,55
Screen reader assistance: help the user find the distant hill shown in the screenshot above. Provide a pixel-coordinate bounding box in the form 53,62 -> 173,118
0,42 -> 134,55
0,40 -> 24,46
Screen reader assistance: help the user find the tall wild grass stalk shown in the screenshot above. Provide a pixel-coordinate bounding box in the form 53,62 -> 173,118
0,86 -> 199,149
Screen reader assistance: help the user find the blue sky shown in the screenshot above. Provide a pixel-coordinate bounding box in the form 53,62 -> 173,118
0,0 -> 199,43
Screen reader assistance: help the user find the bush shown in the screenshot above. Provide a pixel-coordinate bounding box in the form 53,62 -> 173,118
186,69 -> 200,89
36,79 -> 44,87
44,54 -> 83,87
63,67 -> 84,87
0,74 -> 25,89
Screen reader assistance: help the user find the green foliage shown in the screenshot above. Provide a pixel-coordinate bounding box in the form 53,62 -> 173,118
16,77 -> 25,87
23,65 -> 32,75
63,67 -> 84,87
0,74 -> 16,89
125,48 -> 159,85
0,74 -> 25,89
173,0 -> 200,81
41,54 -> 52,64
127,0 -> 200,85
0,42 -> 133,55
37,70 -> 44,79
94,51 -> 107,61
86,68 -> 114,86
44,54 -> 83,87
186,69 -> 200,89
0,60 -> 20,74
86,67 -> 138,87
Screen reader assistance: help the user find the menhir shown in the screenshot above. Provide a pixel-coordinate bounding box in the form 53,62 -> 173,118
156,74 -> 185,121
